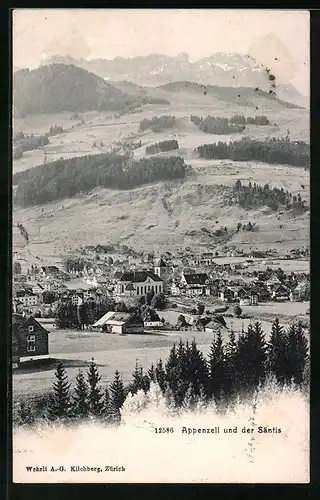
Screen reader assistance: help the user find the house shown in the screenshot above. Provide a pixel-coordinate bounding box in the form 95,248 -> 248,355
40,265 -> 60,277
267,275 -> 282,291
272,284 -> 291,301
180,272 -> 209,296
40,266 -> 69,281
219,286 -> 247,302
205,320 -> 228,334
69,291 -> 84,306
16,290 -> 39,307
192,253 -> 215,267
31,283 -> 44,295
115,271 -> 164,298
291,280 -> 310,301
93,311 -> 144,334
12,314 -> 50,364
251,283 -> 271,302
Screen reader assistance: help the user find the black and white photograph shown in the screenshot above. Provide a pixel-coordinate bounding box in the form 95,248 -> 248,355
12,9 -> 310,483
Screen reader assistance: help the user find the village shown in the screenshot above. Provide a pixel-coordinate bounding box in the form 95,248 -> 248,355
12,242 -> 310,367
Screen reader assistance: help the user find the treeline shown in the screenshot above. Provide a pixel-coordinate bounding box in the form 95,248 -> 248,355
146,140 -> 179,155
48,125 -> 64,136
14,319 -> 309,426
13,153 -> 188,207
197,137 -> 310,167
231,180 -> 308,211
191,115 -> 244,134
13,133 -> 50,160
139,115 -> 176,133
230,114 -> 270,125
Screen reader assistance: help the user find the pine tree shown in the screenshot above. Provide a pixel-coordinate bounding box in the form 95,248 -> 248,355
72,370 -> 90,419
285,322 -> 309,385
174,338 -> 190,406
103,384 -> 112,423
235,322 -> 267,395
267,318 -> 287,385
110,370 -> 126,424
165,343 -> 180,404
155,358 -> 167,393
129,360 -> 144,395
87,360 -> 104,417
208,330 -> 226,402
48,361 -> 71,421
148,362 -> 156,382
188,338 -> 209,400
224,329 -> 238,398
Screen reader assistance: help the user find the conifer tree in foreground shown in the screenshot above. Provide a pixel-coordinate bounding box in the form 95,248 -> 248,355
188,339 -> 209,400
129,360 -> 150,394
48,361 -> 71,421
165,343 -> 179,399
174,338 -> 190,406
148,362 -> 156,383
87,360 -> 104,417
103,384 -> 113,423
267,318 -> 287,385
72,369 -> 90,419
110,370 -> 126,424
208,330 -> 226,402
236,322 -> 267,395
155,358 -> 167,393
285,322 -> 309,386
224,329 -> 238,398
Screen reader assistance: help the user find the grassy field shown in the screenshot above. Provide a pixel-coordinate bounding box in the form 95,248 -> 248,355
13,300 -> 309,399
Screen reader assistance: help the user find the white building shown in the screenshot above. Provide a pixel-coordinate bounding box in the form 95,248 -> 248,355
115,270 -> 164,298
16,291 -> 39,307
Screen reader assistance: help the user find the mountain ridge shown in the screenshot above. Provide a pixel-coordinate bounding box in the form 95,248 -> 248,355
38,52 -> 306,105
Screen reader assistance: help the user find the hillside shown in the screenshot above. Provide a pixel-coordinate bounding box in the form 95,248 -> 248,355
13,64 -> 158,117
12,73 -> 309,261
158,82 -> 303,110
13,159 -> 309,262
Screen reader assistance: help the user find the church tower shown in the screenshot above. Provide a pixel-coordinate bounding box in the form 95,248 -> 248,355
154,257 -> 169,294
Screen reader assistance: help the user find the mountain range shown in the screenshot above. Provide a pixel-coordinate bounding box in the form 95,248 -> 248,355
13,62 -> 304,118
38,52 -> 307,107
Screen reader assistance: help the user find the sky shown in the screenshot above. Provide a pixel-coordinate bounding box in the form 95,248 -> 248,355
12,9 -> 310,96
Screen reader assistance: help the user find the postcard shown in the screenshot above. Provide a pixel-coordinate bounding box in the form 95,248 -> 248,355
12,8 -> 310,483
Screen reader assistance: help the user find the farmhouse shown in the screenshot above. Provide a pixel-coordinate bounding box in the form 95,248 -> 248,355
93,311 -> 144,334
12,314 -> 50,364
115,270 -> 164,298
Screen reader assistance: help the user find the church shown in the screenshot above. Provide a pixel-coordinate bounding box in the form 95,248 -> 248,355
114,258 -> 169,298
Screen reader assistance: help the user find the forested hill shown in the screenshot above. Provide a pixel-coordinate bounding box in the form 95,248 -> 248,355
13,64 -> 163,116
13,153 -> 188,207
